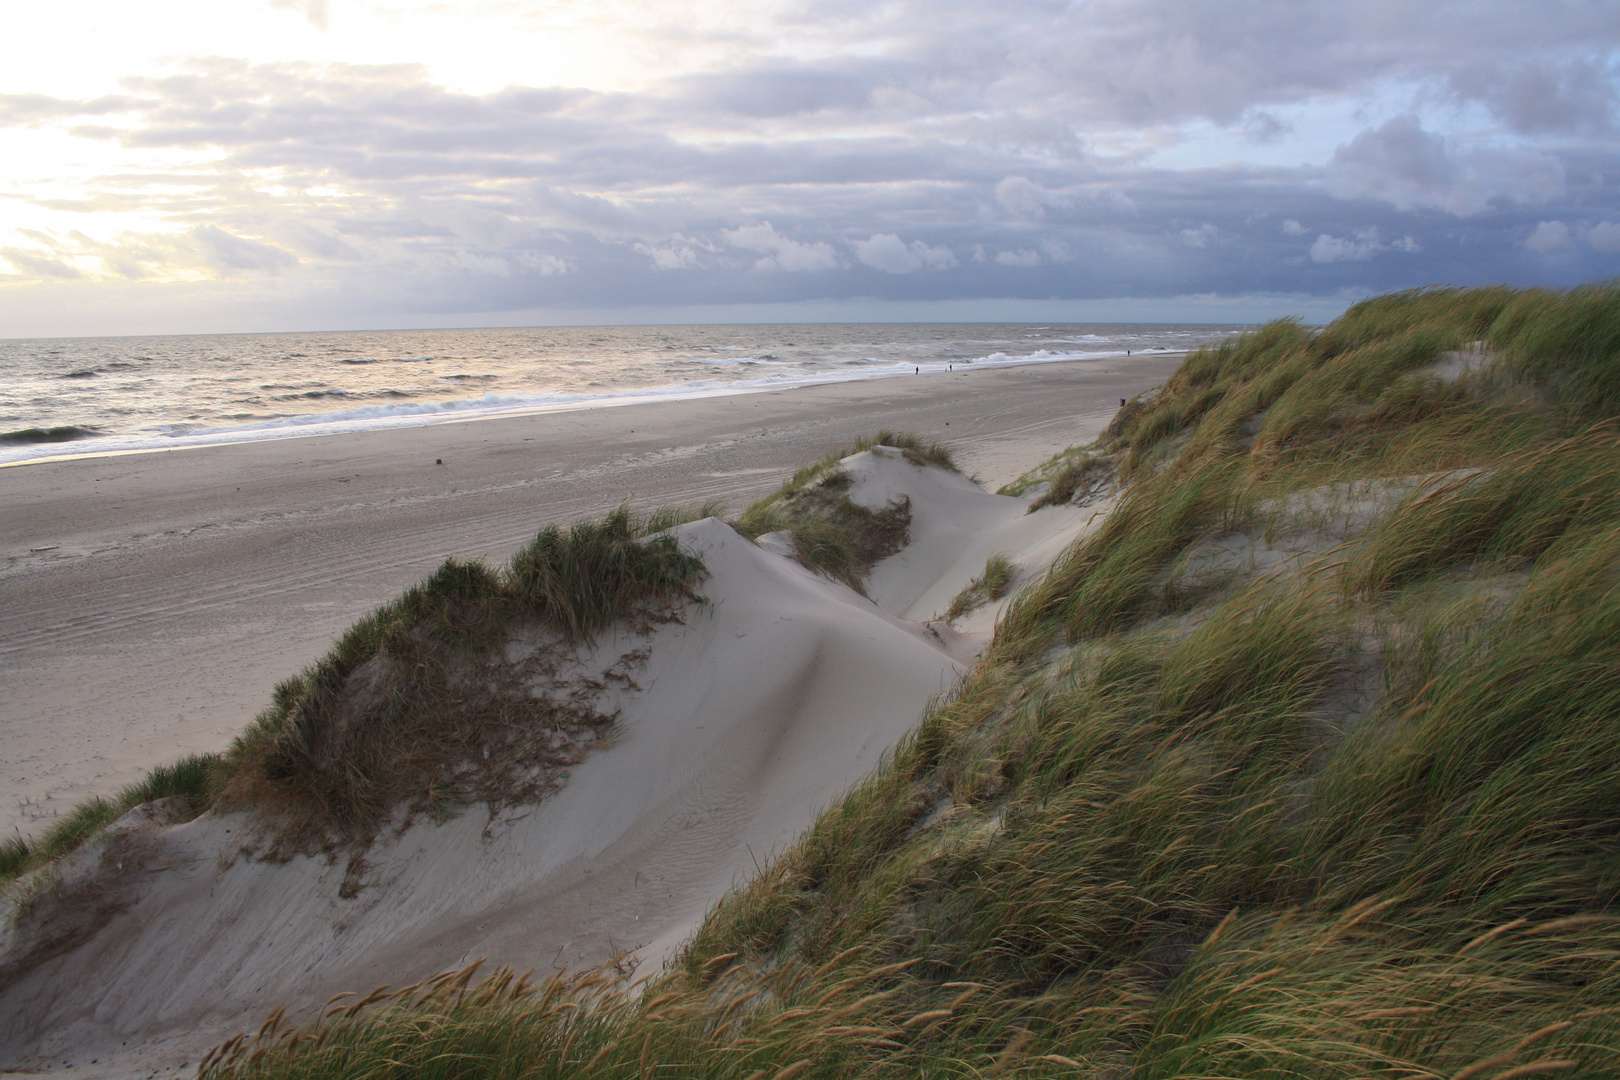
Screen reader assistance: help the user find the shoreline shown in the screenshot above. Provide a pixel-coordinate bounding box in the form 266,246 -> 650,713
0,352 -> 1185,840
0,347 -> 1184,470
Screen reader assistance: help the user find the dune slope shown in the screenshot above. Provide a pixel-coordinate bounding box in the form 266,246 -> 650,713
182,283 -> 1620,1080
0,448 -> 1102,1074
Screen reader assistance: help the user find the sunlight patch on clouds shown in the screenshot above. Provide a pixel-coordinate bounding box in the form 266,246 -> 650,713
195,225 -> 298,275
268,0 -> 329,31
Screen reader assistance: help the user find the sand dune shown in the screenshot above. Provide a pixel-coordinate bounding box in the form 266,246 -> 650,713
0,443 -> 1117,1077
0,354 -> 1184,844
845,444 -> 1111,630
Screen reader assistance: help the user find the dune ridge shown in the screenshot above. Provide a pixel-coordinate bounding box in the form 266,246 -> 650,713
172,283 -> 1620,1080
9,283 -> 1620,1079
0,439 -> 1109,1076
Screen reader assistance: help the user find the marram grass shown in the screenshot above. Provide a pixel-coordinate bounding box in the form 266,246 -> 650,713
0,752 -> 217,881
35,284 -> 1620,1078
206,283 -> 1620,1078
734,430 -> 949,592
945,553 -> 1015,620
1,503 -> 714,881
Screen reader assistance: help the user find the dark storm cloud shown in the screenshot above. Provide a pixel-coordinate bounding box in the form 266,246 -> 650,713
1449,54 -> 1620,135
4,0 -> 1619,319
829,0 -> 1620,128
1324,116 -> 1566,214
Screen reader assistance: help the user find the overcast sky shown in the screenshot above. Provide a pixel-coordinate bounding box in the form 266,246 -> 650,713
2,0 -> 1618,336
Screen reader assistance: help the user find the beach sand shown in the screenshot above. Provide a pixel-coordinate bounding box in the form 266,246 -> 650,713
0,352 -> 1187,1077
0,352 -> 1181,842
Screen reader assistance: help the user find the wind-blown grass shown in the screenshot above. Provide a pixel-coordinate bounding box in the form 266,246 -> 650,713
944,553 -> 1015,620
3,505 -> 711,884
223,504 -> 707,845
80,284 -> 1620,1077
509,505 -> 711,642
736,430 -> 955,537
1343,425 -> 1620,595
733,432 -> 950,592
0,753 -> 218,882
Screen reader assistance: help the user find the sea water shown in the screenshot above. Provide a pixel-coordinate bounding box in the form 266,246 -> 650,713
0,322 -> 1241,466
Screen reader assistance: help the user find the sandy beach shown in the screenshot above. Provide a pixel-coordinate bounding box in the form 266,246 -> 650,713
0,352 -> 1182,842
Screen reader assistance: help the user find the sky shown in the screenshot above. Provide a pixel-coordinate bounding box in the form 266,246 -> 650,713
1,0 -> 1618,337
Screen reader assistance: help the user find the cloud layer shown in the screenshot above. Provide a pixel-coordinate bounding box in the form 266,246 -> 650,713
1,0 -> 1618,333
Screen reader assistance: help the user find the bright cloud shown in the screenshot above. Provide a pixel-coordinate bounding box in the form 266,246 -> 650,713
1180,224 -> 1221,248
1309,228 -> 1422,263
994,249 -> 1043,267
853,233 -> 958,273
995,176 -> 1071,220
724,223 -> 839,272
635,241 -> 701,271
1589,222 -> 1620,252
1525,220 -> 1573,252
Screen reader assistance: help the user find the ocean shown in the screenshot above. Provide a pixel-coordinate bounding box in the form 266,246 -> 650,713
0,322 -> 1243,466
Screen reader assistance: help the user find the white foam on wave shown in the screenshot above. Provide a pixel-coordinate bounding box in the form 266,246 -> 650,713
966,347 -> 1105,365
0,344 -> 1138,467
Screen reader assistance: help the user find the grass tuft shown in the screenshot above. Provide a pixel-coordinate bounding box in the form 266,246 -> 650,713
5,505 -> 711,882
734,432 -> 954,592
1,752 -> 221,884
945,553 -> 1016,620
739,431 -> 956,534
509,505 -> 708,642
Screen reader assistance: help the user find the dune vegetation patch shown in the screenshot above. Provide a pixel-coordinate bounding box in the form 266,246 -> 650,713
0,754 -> 215,883
944,552 -> 1015,621
195,283 -> 1620,1079
1,505 -> 712,887
218,505 -> 711,856
735,430 -> 952,592
1000,447 -> 1116,512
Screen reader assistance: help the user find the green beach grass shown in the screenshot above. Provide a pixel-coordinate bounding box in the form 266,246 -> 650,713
1,503 -> 713,879
193,282 -> 1620,1079
735,430 -> 956,592
944,552 -> 1015,620
12,282 -> 1620,1079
